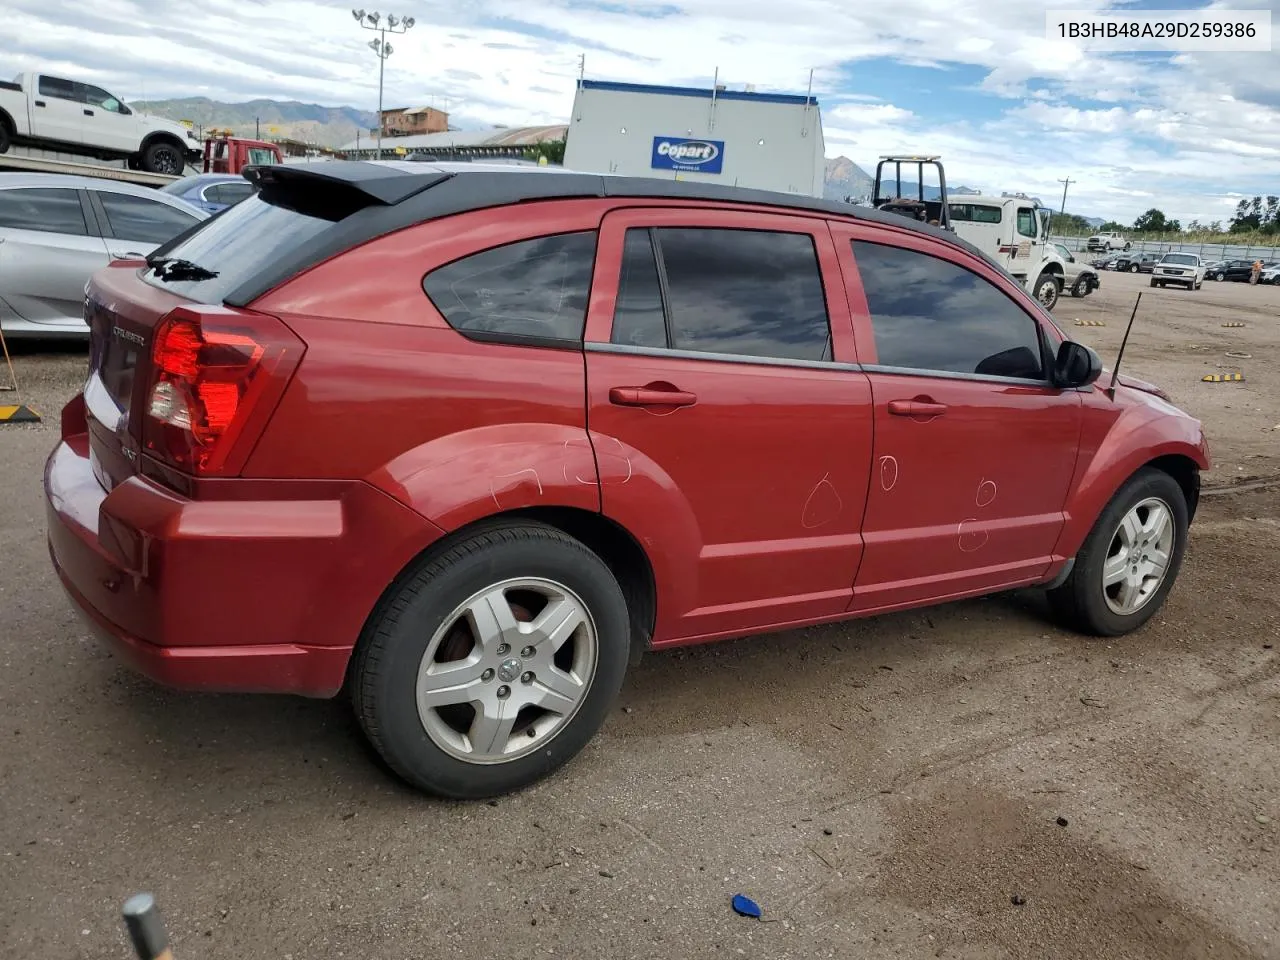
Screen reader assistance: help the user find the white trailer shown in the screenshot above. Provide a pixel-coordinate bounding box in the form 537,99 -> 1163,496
563,79 -> 825,197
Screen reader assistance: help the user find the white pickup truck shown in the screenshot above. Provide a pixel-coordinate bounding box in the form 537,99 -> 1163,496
1086,230 -> 1130,252
947,196 -> 1069,310
0,71 -> 201,175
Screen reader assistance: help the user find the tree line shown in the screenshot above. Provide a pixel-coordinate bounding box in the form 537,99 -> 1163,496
1054,195 -> 1280,242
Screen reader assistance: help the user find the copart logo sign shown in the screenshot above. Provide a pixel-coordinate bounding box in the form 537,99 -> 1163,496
651,137 -> 725,174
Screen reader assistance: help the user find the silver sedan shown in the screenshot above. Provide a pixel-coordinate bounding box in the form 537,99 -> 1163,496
0,173 -> 208,338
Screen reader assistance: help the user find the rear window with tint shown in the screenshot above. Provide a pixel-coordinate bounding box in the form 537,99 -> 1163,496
423,232 -> 598,344
141,192 -> 342,304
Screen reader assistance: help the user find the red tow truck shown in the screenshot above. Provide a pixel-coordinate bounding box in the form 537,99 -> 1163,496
202,129 -> 283,174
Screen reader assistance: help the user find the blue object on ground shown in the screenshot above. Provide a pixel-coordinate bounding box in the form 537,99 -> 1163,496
731,894 -> 762,918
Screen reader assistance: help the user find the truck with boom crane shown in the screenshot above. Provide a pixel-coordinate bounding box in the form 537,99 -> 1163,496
871,155 -> 1067,310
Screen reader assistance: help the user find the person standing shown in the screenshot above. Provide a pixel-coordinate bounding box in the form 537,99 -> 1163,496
1251,259 -> 1262,284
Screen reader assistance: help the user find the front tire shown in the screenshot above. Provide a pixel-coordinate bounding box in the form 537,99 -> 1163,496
1215,271 -> 1226,281
1072,276 -> 1092,297
141,140 -> 184,175
1032,271 -> 1060,310
0,122 -> 11,154
351,523 -> 630,799
1047,468 -> 1189,637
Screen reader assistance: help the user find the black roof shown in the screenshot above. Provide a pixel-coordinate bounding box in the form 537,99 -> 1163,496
218,160 -> 1007,307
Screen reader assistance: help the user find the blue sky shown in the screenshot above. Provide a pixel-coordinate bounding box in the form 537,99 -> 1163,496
2,0 -> 1277,223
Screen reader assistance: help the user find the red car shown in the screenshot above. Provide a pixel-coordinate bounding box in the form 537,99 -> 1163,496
45,162 -> 1209,798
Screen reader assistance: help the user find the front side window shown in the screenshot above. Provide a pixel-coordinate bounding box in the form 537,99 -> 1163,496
81,84 -> 124,113
0,187 -> 88,235
612,226 -> 832,363
97,192 -> 201,245
1016,208 -> 1038,239
424,232 -> 598,343
247,148 -> 279,166
852,240 -> 1045,380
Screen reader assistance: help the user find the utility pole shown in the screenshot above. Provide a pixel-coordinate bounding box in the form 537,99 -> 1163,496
1058,177 -> 1075,214
352,9 -> 415,160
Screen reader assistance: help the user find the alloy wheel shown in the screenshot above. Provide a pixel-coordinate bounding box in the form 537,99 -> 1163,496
1101,497 -> 1175,616
415,577 -> 598,764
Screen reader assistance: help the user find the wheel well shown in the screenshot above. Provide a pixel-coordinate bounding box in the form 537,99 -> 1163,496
141,132 -> 185,154
0,108 -> 13,134
351,506 -> 657,688
1146,454 -> 1201,522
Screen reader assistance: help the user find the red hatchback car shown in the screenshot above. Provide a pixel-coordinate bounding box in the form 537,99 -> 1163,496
46,161 -> 1209,798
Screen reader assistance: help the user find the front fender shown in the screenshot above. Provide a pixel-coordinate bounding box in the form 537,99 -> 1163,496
368,424 -> 601,532
1053,393 -> 1209,560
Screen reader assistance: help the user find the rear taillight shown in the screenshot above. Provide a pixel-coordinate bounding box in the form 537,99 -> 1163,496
143,306 -> 303,476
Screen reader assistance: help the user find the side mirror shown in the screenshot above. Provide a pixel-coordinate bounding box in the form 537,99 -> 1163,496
1053,340 -> 1103,388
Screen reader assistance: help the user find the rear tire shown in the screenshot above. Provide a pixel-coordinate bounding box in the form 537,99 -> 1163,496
351,522 -> 631,799
1149,279 -> 1158,287
1047,468 -> 1189,637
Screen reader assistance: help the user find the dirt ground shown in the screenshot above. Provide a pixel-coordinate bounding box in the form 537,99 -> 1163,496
1,273 -> 1278,960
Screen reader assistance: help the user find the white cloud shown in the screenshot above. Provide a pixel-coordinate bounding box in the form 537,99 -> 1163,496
0,0 -> 1276,222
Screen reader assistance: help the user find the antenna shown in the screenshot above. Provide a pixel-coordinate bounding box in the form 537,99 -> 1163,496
1106,292 -> 1142,399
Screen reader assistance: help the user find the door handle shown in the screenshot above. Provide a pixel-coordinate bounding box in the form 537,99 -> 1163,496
609,386 -> 697,408
84,109 -> 95,116
110,250 -> 146,260
34,100 -> 46,107
887,399 -> 947,417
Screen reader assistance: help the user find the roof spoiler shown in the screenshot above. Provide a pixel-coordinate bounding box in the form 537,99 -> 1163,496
243,161 -> 452,205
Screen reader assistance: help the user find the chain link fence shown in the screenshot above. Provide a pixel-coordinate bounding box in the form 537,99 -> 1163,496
1051,235 -> 1280,261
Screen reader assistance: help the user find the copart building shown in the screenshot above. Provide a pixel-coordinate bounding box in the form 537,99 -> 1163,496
562,79 -> 826,197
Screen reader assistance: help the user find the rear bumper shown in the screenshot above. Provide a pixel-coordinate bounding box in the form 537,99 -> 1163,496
45,431 -> 444,696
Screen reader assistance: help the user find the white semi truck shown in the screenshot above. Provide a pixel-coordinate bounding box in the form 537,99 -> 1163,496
870,156 -> 1067,310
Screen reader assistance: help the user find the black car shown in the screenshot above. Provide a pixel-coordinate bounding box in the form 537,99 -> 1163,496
1111,252 -> 1162,273
1207,259 -> 1259,281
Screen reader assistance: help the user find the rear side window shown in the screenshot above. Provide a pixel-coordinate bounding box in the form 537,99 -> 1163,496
97,192 -> 200,244
852,240 -> 1044,380
424,232 -> 598,344
0,188 -> 88,235
612,226 -> 832,363
610,230 -> 667,349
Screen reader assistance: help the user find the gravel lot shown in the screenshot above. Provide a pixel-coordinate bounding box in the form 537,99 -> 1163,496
2,271 -> 1278,960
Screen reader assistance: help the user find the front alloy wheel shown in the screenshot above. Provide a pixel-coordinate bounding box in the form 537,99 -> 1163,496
1101,498 -> 1175,616
1047,467 -> 1189,636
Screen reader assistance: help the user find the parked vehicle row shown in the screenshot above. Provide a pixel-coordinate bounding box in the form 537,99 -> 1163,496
44,160 -> 1209,799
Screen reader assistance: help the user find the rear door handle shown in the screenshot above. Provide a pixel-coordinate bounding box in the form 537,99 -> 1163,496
34,100 -> 46,107
887,399 -> 947,417
609,386 -> 697,408
83,109 -> 95,116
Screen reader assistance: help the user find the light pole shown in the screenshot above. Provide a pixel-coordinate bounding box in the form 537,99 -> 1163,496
352,9 -> 415,160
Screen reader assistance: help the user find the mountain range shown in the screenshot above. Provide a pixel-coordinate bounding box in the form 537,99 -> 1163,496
822,157 -> 983,202
132,97 -> 378,148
